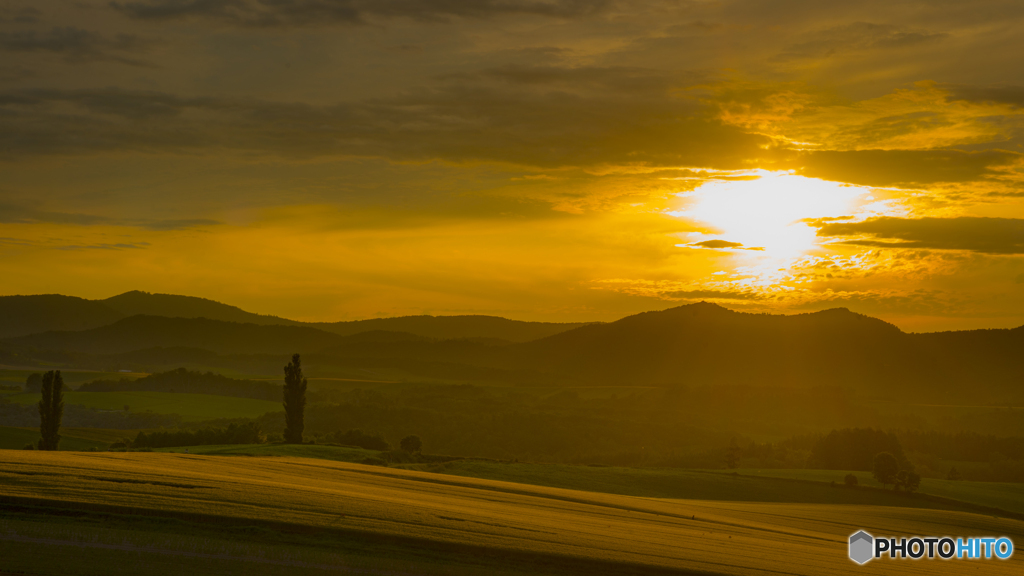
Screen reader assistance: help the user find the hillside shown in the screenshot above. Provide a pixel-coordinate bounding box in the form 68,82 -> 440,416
7,315 -> 348,355
3,451 -> 1020,576
102,291 -> 300,327
5,299 -> 1024,402
0,294 -> 124,338
508,303 -> 907,384
313,314 -> 594,342
0,291 -> 589,343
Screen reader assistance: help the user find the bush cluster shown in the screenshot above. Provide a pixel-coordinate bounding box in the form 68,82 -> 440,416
133,422 -> 265,448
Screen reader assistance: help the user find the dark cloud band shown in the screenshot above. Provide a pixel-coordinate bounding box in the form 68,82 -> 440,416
815,216 -> 1024,254
111,0 -> 612,27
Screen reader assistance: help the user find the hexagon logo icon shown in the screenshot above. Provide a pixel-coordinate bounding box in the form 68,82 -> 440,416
849,531 -> 874,564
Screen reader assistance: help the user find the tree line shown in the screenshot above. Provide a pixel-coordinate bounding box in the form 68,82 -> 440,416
133,422 -> 266,448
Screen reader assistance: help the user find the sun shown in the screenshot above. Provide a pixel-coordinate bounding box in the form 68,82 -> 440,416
670,170 -> 880,260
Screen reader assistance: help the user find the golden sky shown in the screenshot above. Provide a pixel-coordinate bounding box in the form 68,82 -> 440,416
2,0 -> 1024,330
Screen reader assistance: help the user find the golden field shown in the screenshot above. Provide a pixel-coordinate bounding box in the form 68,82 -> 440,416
1,451 -> 1022,575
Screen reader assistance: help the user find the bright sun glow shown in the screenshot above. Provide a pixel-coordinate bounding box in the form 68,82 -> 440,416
671,170 -> 877,259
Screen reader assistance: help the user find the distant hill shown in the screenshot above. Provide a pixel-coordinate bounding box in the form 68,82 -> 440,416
0,295 -> 123,338
9,315 -> 348,356
0,290 -> 589,342
509,302 -> 907,385
312,315 -> 592,342
102,291 -> 299,327
5,298 -> 1024,402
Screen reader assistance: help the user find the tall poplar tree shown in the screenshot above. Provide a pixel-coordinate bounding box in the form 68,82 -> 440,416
283,354 -> 307,444
38,370 -> 64,451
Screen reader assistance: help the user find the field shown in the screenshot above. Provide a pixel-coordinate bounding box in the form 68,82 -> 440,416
4,391 -> 281,421
727,468 -> 1024,515
2,450 -> 1022,576
0,426 -> 113,451
152,444 -> 1024,518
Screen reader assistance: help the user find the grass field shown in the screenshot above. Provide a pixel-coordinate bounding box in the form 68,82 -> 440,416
724,468 -> 1024,515
155,444 -> 1024,520
4,391 -> 280,421
0,427 -> 141,450
2,450 -> 1022,576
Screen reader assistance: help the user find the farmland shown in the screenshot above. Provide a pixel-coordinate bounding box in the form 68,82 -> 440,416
0,426 -> 112,451
2,450 -> 1022,575
4,391 -> 280,422
159,443 -> 1024,518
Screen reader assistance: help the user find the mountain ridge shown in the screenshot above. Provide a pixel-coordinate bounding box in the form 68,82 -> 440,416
0,290 -> 593,342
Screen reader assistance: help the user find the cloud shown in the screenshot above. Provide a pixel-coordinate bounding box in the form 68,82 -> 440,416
0,71 -> 768,168
55,242 -> 151,250
815,217 -> 1024,254
663,289 -> 762,300
797,149 -> 1021,186
688,239 -> 764,251
944,84 -> 1024,108
0,203 -> 220,230
773,22 -> 948,62
0,27 -> 156,67
0,236 -> 150,250
111,0 -> 612,27
0,6 -> 39,24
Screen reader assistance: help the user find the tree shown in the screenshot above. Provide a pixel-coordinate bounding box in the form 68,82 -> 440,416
38,370 -> 64,451
282,353 -> 307,444
725,437 -> 741,469
896,470 -> 921,494
872,452 -> 899,489
947,466 -> 962,481
25,373 -> 42,393
844,473 -> 859,487
400,435 -> 422,453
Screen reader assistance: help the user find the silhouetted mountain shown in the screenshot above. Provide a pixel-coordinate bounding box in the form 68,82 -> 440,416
9,315 -> 347,355
311,315 -> 593,342
0,294 -> 124,338
509,302 -> 908,385
5,299 -> 1024,403
0,290 -> 589,343
102,290 -> 299,327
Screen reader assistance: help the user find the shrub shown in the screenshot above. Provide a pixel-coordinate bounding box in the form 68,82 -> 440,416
400,435 -> 422,453
325,429 -> 391,451
22,443 -> 35,450
844,473 -> 858,487
133,422 -> 265,448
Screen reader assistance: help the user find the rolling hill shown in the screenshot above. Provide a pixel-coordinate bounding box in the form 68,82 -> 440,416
5,298 -> 1024,402
0,294 -> 124,338
0,290 -> 590,342
3,451 -> 1021,576
7,315 -> 349,355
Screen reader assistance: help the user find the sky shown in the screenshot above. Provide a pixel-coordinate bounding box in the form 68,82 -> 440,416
2,0 -> 1024,331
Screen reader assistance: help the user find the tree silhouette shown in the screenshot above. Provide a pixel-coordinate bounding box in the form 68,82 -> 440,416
725,437 -> 741,469
947,466 -> 962,481
25,373 -> 42,393
283,354 -> 307,444
896,469 -> 921,493
38,370 -> 64,451
872,452 -> 899,489
400,435 -> 422,453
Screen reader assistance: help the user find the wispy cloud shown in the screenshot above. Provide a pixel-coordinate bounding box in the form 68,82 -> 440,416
815,217 -> 1024,254
111,0 -> 613,27
0,27 -> 157,67
0,203 -> 220,231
